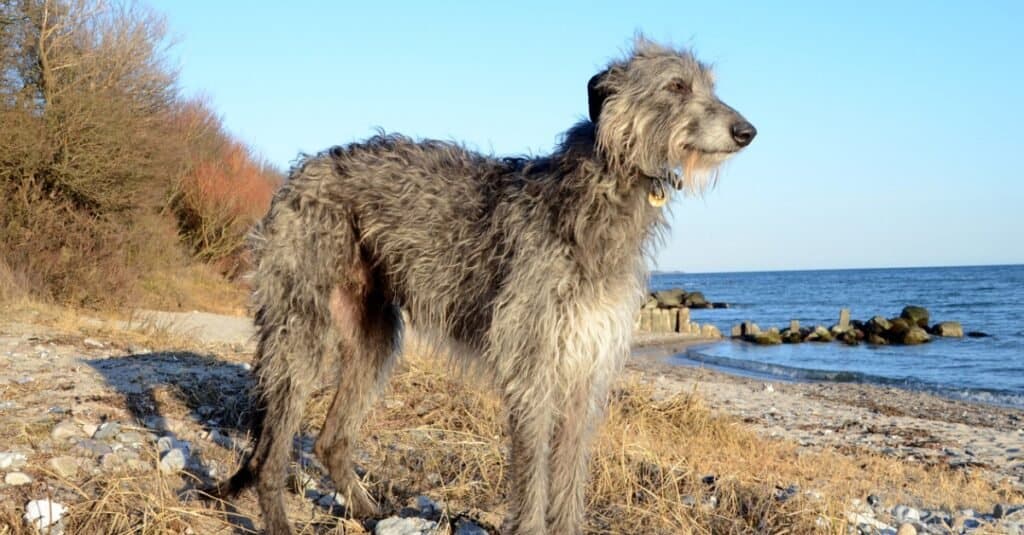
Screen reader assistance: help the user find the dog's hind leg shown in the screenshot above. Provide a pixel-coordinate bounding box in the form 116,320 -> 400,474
314,279 -> 401,517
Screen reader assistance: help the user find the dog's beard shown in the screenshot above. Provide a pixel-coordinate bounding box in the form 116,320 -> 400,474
663,148 -> 725,195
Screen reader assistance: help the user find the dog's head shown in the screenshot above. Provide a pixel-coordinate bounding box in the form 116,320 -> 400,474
589,37 -> 755,197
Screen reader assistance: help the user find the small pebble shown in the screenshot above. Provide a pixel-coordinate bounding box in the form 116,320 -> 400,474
48,456 -> 80,478
454,518 -> 488,535
896,523 -> 917,535
83,338 -> 104,348
374,516 -> 437,535
51,421 -> 81,441
4,471 -> 32,486
92,422 -> 121,440
159,448 -> 187,474
0,451 -> 28,470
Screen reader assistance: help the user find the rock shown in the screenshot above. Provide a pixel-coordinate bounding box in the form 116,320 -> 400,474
159,448 -> 187,474
805,325 -> 833,342
677,307 -> 690,325
641,296 -> 658,309
866,316 -> 892,334
902,327 -> 930,345
638,309 -> 653,332
116,431 -> 145,446
24,499 -> 66,532
684,291 -> 708,308
781,328 -> 803,344
866,494 -> 882,508
51,421 -> 81,441
966,331 -> 990,338
866,333 -> 888,345
931,321 -> 964,337
74,439 -> 113,457
318,492 -> 346,509
83,338 -> 104,348
789,319 -> 800,332
48,456 -> 80,478
893,505 -> 921,522
711,302 -> 729,309
4,471 -> 32,485
900,305 -> 930,328
653,289 -> 686,308
374,516 -> 438,535
454,518 -> 489,535
92,422 -> 121,441
896,522 -> 917,535
887,318 -> 912,339
651,308 -> 674,333
700,324 -> 721,338
0,451 -> 27,470
746,331 -> 782,345
81,423 -> 99,438
838,308 -> 851,330
730,325 -> 742,338
415,495 -> 442,518
741,322 -> 760,336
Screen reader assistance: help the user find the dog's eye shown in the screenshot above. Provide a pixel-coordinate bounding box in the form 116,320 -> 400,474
666,79 -> 692,96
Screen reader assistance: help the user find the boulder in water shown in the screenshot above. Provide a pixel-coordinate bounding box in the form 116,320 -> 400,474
966,331 -> 990,338
865,316 -> 892,334
746,331 -> 782,345
866,333 -> 888,345
684,291 -> 709,308
931,321 -> 963,337
654,289 -> 686,308
805,325 -> 833,342
887,318 -> 913,340
900,305 -> 930,328
902,326 -> 931,345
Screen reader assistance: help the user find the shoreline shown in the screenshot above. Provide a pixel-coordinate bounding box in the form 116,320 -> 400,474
628,337 -> 1024,491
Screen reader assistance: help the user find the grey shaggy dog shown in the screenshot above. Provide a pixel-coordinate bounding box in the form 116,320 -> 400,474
215,38 -> 755,534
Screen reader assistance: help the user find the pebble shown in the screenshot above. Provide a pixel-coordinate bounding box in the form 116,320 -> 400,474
317,492 -> 346,509
159,448 -> 187,474
51,421 -> 81,441
24,499 -> 66,531
83,338 -> 104,348
116,431 -> 145,446
74,439 -> 113,457
81,423 -> 98,437
374,517 -> 438,535
4,471 -> 32,485
416,495 -> 442,518
454,518 -> 489,535
893,505 -> 921,523
92,422 -> 121,440
896,523 -> 917,535
48,456 -> 80,478
0,451 -> 28,470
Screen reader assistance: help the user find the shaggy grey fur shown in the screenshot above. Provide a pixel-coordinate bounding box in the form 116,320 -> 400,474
215,38 -> 755,534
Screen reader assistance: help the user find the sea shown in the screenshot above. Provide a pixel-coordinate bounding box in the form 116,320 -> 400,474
650,264 -> 1024,409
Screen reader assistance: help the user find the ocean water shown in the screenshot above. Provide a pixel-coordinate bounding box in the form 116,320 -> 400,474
650,265 -> 1024,408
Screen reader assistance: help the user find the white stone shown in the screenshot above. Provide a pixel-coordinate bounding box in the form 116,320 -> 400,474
5,471 -> 32,485
83,338 -> 104,348
374,516 -> 438,535
51,421 -> 81,441
24,499 -> 66,530
159,448 -> 187,474
0,451 -> 27,470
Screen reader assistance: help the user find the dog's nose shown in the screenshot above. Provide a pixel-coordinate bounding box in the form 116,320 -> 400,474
730,121 -> 757,147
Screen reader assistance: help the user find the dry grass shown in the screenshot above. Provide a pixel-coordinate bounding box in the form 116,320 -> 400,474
0,331 -> 1016,534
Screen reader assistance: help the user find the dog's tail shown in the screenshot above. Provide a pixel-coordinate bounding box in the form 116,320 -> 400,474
208,154 -> 356,502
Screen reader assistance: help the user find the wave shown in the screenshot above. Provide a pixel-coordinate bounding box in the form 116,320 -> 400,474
680,347 -> 1024,409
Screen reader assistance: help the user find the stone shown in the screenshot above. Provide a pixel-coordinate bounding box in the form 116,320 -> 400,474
789,319 -> 800,332
92,422 -> 121,441
653,288 -> 686,308
901,305 -> 930,328
374,516 -> 438,535
866,316 -> 892,334
781,329 -> 803,344
638,309 -> 653,332
116,431 -> 145,446
838,308 -> 851,329
74,439 -> 113,457
746,331 -> 782,345
48,456 -> 79,478
730,325 -> 742,338
931,321 -> 964,337
4,471 -> 32,485
866,333 -> 888,345
684,291 -> 708,308
896,523 -> 917,535
893,505 -> 921,522
51,421 -> 81,442
806,325 -> 833,342
741,322 -> 760,336
966,331 -> 990,338
677,307 -> 690,326
652,309 -> 674,333
159,448 -> 187,474
454,518 -> 489,535
83,338 -> 104,348
887,318 -> 912,339
24,499 -> 66,532
700,324 -> 721,338
902,327 -> 930,345
81,423 -> 99,438
0,451 -> 27,470
711,302 -> 729,309
641,296 -> 658,309
415,495 -> 442,518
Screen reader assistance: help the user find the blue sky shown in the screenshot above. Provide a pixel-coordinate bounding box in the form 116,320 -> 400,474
151,1 -> 1023,273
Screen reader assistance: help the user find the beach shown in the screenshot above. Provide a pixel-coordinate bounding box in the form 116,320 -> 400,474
631,336 -> 1024,492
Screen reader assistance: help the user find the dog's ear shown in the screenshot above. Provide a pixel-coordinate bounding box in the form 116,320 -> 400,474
588,69 -> 611,124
